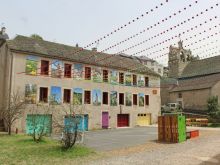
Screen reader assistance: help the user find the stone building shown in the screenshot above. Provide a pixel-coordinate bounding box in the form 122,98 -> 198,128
161,40 -> 220,113
0,35 -> 161,133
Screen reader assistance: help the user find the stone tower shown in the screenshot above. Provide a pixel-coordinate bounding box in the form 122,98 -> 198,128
168,40 -> 194,78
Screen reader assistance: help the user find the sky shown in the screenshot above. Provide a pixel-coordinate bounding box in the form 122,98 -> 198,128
0,0 -> 219,66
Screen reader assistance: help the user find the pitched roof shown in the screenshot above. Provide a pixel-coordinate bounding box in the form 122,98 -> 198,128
171,73 -> 220,92
180,55 -> 220,78
7,35 -> 159,77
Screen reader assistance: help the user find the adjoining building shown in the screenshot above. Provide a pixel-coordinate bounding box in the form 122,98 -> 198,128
0,34 -> 161,133
161,40 -> 220,114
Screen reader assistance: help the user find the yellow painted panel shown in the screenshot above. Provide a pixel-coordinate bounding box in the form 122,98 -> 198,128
137,114 -> 151,126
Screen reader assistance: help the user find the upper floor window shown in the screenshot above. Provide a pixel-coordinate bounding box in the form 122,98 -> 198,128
119,73 -> 124,84
178,93 -> 182,98
133,74 -> 137,86
41,60 -> 49,75
64,64 -> 72,78
85,67 -> 91,80
63,89 -> 71,103
119,93 -> 124,105
39,87 -> 48,103
133,94 -> 137,105
145,77 -> 149,87
102,92 -> 108,105
103,70 -> 108,82
145,95 -> 149,106
158,68 -> 161,73
84,90 -> 91,104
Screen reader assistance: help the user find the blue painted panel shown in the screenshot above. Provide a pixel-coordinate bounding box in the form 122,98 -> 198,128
64,115 -> 88,132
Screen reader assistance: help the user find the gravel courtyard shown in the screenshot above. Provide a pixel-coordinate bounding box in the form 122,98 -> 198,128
85,128 -> 220,165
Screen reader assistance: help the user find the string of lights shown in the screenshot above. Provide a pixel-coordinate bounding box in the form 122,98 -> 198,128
81,0 -> 200,62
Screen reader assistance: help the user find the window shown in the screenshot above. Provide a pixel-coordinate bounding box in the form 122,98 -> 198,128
85,67 -> 91,80
103,70 -> 108,82
41,60 -> 49,75
178,93 -> 182,98
64,64 -> 72,78
145,77 -> 149,87
119,72 -> 124,84
133,94 -> 137,105
145,95 -> 149,106
102,92 -> 108,105
84,91 -> 91,104
63,89 -> 71,103
133,75 -> 137,86
158,68 -> 161,73
119,93 -> 124,105
39,87 -> 48,103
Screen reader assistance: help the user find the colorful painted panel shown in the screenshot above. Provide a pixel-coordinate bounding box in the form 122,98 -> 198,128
139,93 -> 145,106
110,70 -> 118,85
110,91 -> 117,106
73,88 -> 83,105
93,67 -> 102,83
26,114 -> 52,135
74,64 -> 83,80
126,92 -> 132,106
25,55 -> 38,75
51,60 -> 63,78
50,86 -> 62,104
92,89 -> 101,106
138,75 -> 145,87
25,84 -> 37,104
125,73 -> 132,86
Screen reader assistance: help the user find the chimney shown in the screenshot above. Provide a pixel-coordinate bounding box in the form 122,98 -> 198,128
0,27 -> 9,39
92,47 -> 97,51
178,40 -> 183,49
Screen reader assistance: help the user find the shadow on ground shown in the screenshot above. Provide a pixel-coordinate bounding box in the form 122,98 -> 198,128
199,154 -> 220,165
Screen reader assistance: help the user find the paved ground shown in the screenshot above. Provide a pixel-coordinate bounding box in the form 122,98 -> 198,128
87,129 -> 220,165
84,127 -> 157,151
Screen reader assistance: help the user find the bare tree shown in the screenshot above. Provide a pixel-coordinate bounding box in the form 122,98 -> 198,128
0,91 -> 25,135
52,99 -> 85,150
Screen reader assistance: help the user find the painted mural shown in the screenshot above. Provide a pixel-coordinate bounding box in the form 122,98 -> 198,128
126,92 -> 132,106
73,88 -> 83,105
50,86 -> 62,104
92,89 -> 101,106
110,70 -> 118,85
125,73 -> 132,86
25,55 -> 38,75
25,84 -> 37,104
138,75 -> 145,87
93,67 -> 102,83
74,64 -> 83,80
110,91 -> 117,106
139,93 -> 145,106
51,60 -> 63,78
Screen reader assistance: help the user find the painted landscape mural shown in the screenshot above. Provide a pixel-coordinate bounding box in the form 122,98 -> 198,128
126,92 -> 132,106
110,91 -> 117,106
110,70 -> 118,85
51,60 -> 63,78
25,55 -> 38,75
50,86 -> 62,104
125,73 -> 132,86
139,93 -> 144,106
73,88 -> 83,105
92,89 -> 101,106
74,64 -> 83,80
25,84 -> 37,104
138,75 -> 145,87
93,67 -> 102,83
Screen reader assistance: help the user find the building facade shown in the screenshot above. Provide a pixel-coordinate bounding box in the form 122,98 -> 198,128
0,35 -> 161,133
161,40 -> 220,113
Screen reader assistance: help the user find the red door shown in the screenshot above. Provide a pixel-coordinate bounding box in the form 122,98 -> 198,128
117,114 -> 129,127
